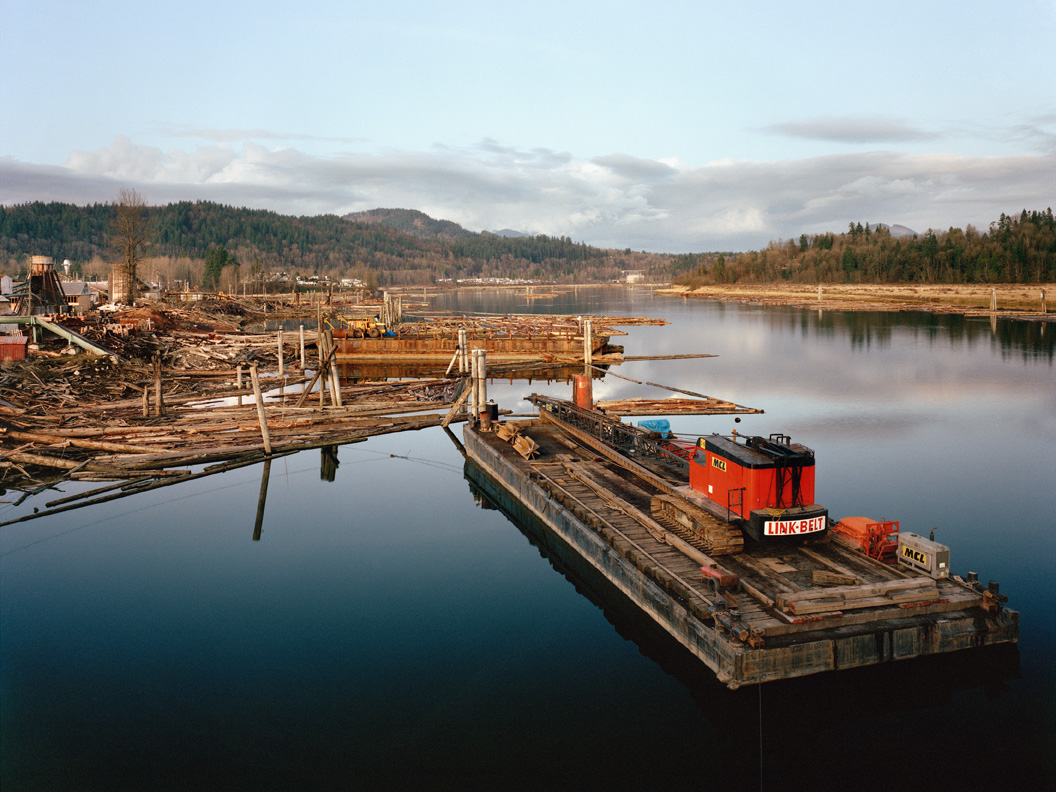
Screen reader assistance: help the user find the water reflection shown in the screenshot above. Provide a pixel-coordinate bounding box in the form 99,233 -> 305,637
252,458 -> 271,541
431,285 -> 1054,361
320,445 -> 339,482
808,310 -> 1054,361
669,299 -> 1054,362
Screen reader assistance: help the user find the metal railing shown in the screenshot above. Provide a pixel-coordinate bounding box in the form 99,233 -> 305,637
529,394 -> 692,474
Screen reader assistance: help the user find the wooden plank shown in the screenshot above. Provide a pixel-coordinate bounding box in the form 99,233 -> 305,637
780,576 -> 935,603
813,570 -> 859,587
827,534 -> 915,579
798,546 -> 863,582
777,582 -> 940,615
731,553 -> 803,595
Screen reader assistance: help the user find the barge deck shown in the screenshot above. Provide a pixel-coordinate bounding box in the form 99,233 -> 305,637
463,419 -> 1019,688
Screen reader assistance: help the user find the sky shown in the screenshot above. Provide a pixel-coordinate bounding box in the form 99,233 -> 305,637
2,0 -> 1055,253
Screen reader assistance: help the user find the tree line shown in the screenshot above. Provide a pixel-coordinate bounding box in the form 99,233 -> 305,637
0,200 -> 621,285
2,200 -> 1052,287
675,210 -> 1056,287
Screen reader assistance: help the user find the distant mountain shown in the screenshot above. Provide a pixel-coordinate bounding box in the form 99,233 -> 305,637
343,208 -> 473,240
877,223 -> 917,238
487,228 -> 532,238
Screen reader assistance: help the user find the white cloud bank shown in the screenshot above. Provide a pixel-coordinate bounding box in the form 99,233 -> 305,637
2,135 -> 1054,253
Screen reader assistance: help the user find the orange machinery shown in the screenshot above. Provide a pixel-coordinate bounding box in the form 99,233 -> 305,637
831,517 -> 900,561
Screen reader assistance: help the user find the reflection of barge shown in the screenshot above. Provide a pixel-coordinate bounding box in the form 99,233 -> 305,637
463,398 -> 1019,688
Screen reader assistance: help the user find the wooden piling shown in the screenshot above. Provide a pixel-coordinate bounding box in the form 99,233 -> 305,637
249,364 -> 272,455
469,350 -> 477,420
153,354 -> 165,418
475,350 -> 488,425
326,328 -> 342,407
299,325 -> 305,368
317,331 -> 328,406
584,320 -> 593,375
277,330 -> 284,377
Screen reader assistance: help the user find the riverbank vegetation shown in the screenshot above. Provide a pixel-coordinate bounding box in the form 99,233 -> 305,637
675,210 -> 1055,287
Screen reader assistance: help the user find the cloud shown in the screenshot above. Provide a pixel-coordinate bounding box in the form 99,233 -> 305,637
157,126 -> 371,147
762,116 -> 939,144
2,136 -> 1053,252
591,153 -> 677,182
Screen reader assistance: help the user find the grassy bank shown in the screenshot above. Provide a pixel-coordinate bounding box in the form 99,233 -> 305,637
658,283 -> 1054,318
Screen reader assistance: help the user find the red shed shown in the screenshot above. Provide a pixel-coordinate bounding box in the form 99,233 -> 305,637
0,335 -> 29,362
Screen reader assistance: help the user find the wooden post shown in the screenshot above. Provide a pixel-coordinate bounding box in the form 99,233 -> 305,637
469,350 -> 478,421
237,364 -> 243,407
477,350 -> 487,423
584,320 -> 593,376
299,325 -> 305,368
818,285 -> 823,301
318,331 -> 328,406
1041,289 -> 1046,314
249,364 -> 272,455
153,354 -> 165,417
277,330 -> 284,377
445,345 -> 460,377
991,289 -> 997,312
324,329 -> 341,407
441,384 -> 472,428
141,386 -> 149,418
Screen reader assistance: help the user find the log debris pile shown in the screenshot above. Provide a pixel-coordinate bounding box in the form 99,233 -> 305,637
0,302 -> 468,509
0,361 -> 462,493
0,299 -> 673,514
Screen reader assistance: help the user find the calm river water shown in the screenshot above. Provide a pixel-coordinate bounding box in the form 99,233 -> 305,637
2,287 -> 1053,790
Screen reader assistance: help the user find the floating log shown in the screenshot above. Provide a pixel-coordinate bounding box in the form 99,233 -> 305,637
596,397 -> 763,416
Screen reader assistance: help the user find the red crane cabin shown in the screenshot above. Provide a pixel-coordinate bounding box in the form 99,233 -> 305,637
689,434 -> 828,543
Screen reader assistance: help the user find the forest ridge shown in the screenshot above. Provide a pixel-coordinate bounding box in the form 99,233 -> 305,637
1,201 -> 1053,287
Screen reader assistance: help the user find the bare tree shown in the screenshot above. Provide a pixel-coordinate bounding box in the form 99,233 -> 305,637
112,188 -> 151,303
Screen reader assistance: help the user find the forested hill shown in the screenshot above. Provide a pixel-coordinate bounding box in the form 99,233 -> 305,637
344,208 -> 474,240
0,200 -> 630,284
1,200 -> 1053,286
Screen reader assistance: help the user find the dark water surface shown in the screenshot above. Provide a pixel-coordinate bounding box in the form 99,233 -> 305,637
2,288 -> 1053,790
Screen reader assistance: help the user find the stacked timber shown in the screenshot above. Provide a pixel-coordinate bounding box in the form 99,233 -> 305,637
775,577 -> 942,615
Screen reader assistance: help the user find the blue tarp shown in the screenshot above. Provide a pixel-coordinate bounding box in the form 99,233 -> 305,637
638,419 -> 672,437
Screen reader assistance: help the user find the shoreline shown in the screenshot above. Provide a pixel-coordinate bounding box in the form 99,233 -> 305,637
656,282 -> 1054,320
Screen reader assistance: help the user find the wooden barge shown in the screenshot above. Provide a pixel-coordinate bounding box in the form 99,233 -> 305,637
463,405 -> 1019,688
331,327 -> 618,364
